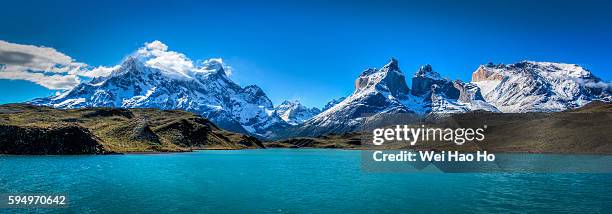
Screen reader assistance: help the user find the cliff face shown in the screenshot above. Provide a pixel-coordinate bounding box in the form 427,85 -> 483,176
0,125 -> 106,155
0,104 -> 264,154
453,81 -> 486,103
471,64 -> 505,82
411,64 -> 458,98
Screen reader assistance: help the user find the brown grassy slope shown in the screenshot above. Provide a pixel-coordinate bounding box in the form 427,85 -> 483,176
0,104 -> 263,154
270,101 -> 612,154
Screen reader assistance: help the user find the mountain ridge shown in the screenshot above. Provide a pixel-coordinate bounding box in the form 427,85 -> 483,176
31,43 -> 290,138
27,42 -> 611,138
289,59 -> 610,138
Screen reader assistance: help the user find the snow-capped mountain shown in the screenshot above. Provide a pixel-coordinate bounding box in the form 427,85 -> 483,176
321,96 -> 346,111
292,58 -> 496,137
274,100 -> 321,125
294,60 -> 610,137
31,42 -> 289,138
28,41 -> 612,139
412,64 -> 499,113
291,58 -> 420,136
472,61 -> 611,112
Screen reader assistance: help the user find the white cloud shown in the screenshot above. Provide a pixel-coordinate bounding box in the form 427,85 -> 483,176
0,39 -> 232,90
136,40 -> 195,78
0,70 -> 79,89
0,40 -> 113,89
137,40 -> 232,77
145,40 -> 168,51
202,58 -> 232,76
76,65 -> 119,78
0,40 -> 85,73
571,77 -> 612,90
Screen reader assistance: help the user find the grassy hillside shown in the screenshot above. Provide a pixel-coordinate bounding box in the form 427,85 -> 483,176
0,104 -> 263,154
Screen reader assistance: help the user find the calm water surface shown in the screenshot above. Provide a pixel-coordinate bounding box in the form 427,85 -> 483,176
0,149 -> 611,213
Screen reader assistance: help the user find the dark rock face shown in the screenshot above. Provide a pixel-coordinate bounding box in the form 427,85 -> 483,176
429,82 -> 460,100
129,122 -> 161,145
453,81 -> 485,103
355,58 -> 410,98
236,135 -> 265,148
0,125 -> 106,155
154,118 -> 219,147
411,65 -> 460,100
472,64 -> 505,82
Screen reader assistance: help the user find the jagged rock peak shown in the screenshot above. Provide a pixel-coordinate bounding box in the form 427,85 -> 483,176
382,57 -> 400,71
354,58 -> 410,97
360,58 -> 401,77
414,64 -> 441,79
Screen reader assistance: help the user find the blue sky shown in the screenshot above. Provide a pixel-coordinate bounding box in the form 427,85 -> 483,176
1,0 -> 611,107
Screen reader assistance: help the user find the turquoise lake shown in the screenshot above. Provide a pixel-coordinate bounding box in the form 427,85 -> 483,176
0,149 -> 611,213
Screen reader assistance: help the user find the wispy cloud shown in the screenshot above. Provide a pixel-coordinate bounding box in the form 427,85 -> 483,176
571,77 -> 612,91
136,40 -> 232,77
0,40 -> 233,90
0,40 -> 114,89
0,70 -> 80,89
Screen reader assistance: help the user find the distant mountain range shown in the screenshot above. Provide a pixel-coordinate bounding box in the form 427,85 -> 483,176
273,100 -> 321,125
293,59 -> 610,137
31,45 -> 611,138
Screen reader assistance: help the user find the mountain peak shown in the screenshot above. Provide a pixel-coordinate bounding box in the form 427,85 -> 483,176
202,58 -> 227,76
382,57 -> 399,71
354,59 -> 410,97
280,99 -> 300,106
359,57 -> 401,77
414,64 -> 441,80
31,41 -> 289,138
119,56 -> 141,70
274,100 -> 321,125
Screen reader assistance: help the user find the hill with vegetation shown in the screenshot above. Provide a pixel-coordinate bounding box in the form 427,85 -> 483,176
0,104 -> 263,154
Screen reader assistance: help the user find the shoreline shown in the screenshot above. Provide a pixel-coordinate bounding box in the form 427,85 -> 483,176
3,147 -> 612,156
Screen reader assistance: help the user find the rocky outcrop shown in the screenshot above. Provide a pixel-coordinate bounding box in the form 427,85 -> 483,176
412,65 -> 447,96
411,64 -> 460,101
0,125 -> 107,155
411,65 -> 497,113
291,59 -> 505,138
289,59 -> 424,138
471,63 -> 505,82
453,81 -> 486,103
355,58 -> 410,98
